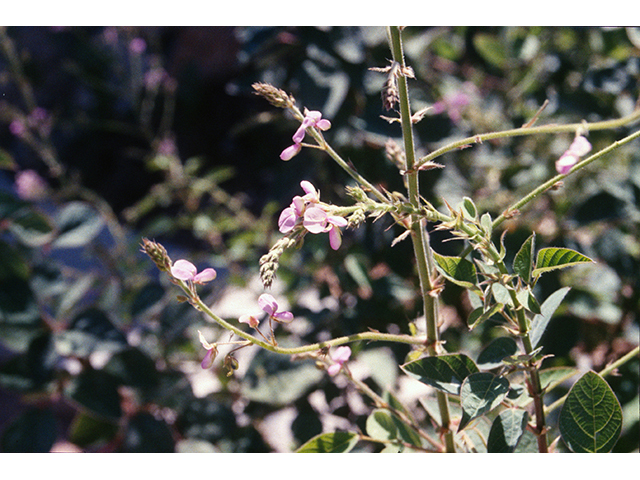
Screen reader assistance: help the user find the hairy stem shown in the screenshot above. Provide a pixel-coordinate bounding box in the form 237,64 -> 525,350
388,26 -> 455,453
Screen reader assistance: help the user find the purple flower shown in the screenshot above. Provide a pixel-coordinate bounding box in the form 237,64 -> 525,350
327,346 -> 351,376
170,259 -> 217,284
555,135 -> 592,175
258,293 -> 293,323
198,330 -> 218,369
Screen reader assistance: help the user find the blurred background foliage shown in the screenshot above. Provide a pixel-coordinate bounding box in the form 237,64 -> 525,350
0,26 -> 638,452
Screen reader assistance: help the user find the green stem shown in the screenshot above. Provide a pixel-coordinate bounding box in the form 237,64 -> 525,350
185,282 -> 429,355
415,108 -> 640,172
388,26 -> 455,453
493,127 -> 640,228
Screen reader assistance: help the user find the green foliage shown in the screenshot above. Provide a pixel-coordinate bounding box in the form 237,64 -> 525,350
559,371 -> 623,453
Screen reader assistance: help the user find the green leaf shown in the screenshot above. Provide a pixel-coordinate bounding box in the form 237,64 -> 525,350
473,32 -> 507,68
529,286 -> 571,348
0,407 -> 57,452
467,302 -> 504,330
487,409 -> 529,453
366,409 -> 422,449
513,233 -> 535,284
296,431 -> 359,453
52,201 -> 104,248
64,368 -> 122,421
533,247 -> 593,279
461,197 -> 478,220
459,372 -> 510,431
433,253 -> 481,294
477,337 -> 519,370
401,354 -> 479,395
559,371 -> 622,453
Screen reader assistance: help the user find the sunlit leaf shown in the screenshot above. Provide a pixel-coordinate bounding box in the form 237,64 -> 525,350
533,248 -> 593,279
487,408 -> 529,453
296,431 -> 359,453
459,372 -> 510,431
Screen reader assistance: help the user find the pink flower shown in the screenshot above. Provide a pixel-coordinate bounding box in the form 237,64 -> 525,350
15,170 -> 48,201
258,293 -> 293,323
292,110 -> 332,144
303,206 -> 348,250
239,314 -> 260,328
555,135 -> 592,175
277,180 -> 347,250
280,143 -> 301,161
198,330 -> 218,369
280,110 -> 331,161
170,259 -> 217,284
327,346 -> 351,376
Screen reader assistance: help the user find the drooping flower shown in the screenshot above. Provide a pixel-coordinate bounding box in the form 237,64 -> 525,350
198,330 -> 218,369
555,134 -> 592,175
327,346 -> 351,376
303,206 -> 348,250
280,110 -> 331,161
170,259 -> 217,284
258,293 -> 293,323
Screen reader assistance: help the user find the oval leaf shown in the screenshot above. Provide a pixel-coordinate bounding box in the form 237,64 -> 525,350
296,431 -> 359,453
559,371 -> 622,453
533,247 -> 593,279
433,253 -> 480,294
401,354 -> 479,395
459,372 -> 510,431
487,408 -> 529,453
477,337 -> 519,370
366,408 -> 422,449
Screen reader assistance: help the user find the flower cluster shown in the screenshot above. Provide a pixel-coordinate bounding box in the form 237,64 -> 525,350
239,293 -> 293,328
555,134 -> 592,175
278,180 -> 347,250
280,110 -> 331,161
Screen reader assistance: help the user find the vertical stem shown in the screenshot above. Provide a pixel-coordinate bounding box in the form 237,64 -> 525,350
388,26 -> 455,453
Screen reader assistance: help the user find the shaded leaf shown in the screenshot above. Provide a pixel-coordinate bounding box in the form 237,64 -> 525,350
64,368 -> 122,421
477,337 -> 519,370
296,431 -> 359,453
52,201 -> 104,248
530,287 -> 571,348
402,354 -> 479,395
487,408 -> 529,453
559,371 -> 622,453
459,372 -> 510,431
0,407 -> 57,452
366,408 -> 422,448
467,303 -> 504,330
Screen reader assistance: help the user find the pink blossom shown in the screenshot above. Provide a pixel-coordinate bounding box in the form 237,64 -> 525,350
170,259 -> 217,284
280,143 -> 301,161
15,170 -> 48,201
198,330 -> 218,369
239,314 -> 260,328
555,135 -> 592,175
327,346 -> 351,376
258,293 -> 293,323
280,111 -> 331,161
303,207 -> 348,250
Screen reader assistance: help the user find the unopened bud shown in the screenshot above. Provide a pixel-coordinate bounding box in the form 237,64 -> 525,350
252,82 -> 295,109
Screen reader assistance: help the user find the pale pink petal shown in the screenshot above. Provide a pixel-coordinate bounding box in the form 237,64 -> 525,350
239,314 -> 260,328
171,259 -> 197,280
292,125 -> 307,144
300,180 -> 318,201
332,346 -> 351,363
258,293 -> 278,316
315,118 -> 331,131
201,348 -> 216,369
280,143 -> 301,161
327,363 -> 341,376
328,226 -> 342,250
193,268 -> 217,284
568,135 -> 592,157
555,153 -> 578,175
273,310 -> 294,323
278,206 -> 298,233
303,206 -> 329,233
